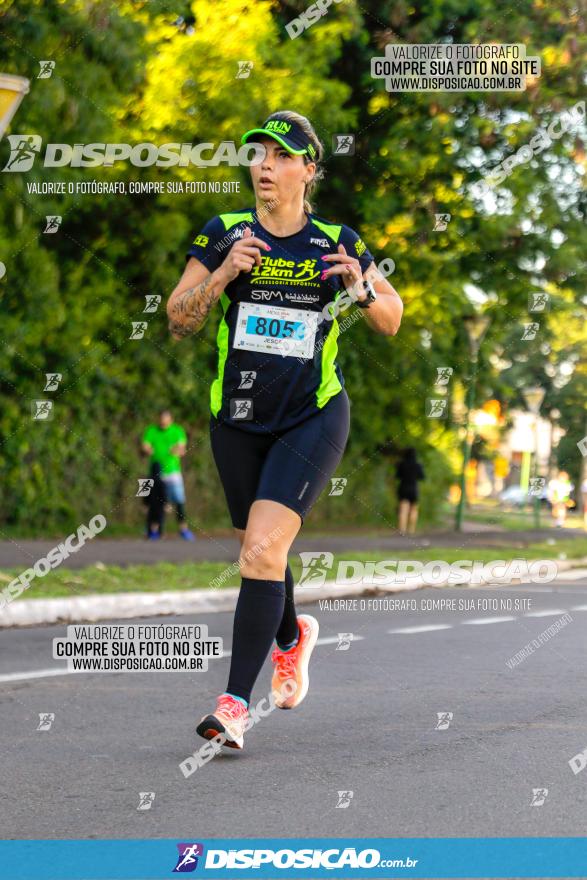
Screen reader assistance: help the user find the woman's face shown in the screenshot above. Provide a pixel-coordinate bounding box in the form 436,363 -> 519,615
249,136 -> 314,206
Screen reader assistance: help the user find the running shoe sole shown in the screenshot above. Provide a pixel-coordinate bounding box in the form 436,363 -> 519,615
196,714 -> 243,750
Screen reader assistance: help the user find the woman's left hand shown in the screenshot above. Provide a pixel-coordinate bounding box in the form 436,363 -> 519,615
320,244 -> 363,295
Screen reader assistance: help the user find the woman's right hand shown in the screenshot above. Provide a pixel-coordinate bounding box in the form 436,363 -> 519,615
219,226 -> 271,283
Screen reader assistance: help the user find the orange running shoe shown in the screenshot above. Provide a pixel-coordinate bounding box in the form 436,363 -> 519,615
271,614 -> 319,710
196,693 -> 248,750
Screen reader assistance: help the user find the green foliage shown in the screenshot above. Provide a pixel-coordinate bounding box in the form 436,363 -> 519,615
0,0 -> 585,532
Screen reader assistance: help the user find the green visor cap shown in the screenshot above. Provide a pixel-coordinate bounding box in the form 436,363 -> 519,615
241,115 -> 317,159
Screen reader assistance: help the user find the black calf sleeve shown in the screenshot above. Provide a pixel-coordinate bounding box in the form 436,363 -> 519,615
226,577 -> 285,704
275,564 -> 298,649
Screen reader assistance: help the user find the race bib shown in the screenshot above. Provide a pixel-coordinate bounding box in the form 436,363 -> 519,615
233,301 -> 318,359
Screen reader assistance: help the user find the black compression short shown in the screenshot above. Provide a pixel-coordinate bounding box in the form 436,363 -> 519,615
210,389 -> 350,529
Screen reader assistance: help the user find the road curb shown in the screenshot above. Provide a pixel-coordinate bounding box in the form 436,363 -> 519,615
1,558 -> 585,628
0,581 -> 414,628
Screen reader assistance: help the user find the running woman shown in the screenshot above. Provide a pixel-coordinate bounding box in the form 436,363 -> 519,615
167,111 -> 403,749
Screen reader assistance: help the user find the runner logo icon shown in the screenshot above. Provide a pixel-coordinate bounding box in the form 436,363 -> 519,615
336,790 -> 354,808
298,552 -> 334,587
3,135 -> 42,172
136,479 -> 154,497
329,477 -> 347,496
336,633 -> 353,651
173,843 -> 204,872
230,399 -> 253,420
36,712 -> 55,731
530,788 -> 549,806
435,711 -> 453,730
238,371 -> 256,389
44,373 -> 62,391
332,134 -> 355,155
136,792 -> 155,811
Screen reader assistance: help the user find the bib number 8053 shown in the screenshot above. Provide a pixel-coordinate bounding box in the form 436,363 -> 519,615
251,317 -> 302,339
234,302 -> 316,359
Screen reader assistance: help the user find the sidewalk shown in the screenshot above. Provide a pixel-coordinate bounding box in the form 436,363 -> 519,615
0,526 -> 581,571
2,556 -> 586,629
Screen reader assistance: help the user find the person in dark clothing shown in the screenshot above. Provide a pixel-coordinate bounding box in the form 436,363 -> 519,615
143,461 -> 167,540
396,447 -> 425,534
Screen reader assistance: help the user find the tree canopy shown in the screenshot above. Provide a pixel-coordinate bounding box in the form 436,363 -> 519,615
0,0 -> 585,532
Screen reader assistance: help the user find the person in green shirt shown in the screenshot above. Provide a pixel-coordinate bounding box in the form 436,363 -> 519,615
141,410 -> 195,540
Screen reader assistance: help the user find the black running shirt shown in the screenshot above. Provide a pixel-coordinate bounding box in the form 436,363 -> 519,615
186,208 -> 374,434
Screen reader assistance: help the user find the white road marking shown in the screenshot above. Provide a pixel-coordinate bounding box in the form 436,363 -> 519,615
2,591 -> 583,683
524,609 -> 568,617
540,587 -> 587,594
488,586 -> 554,593
0,667 -> 69,683
0,635 -> 362,684
388,624 -> 453,634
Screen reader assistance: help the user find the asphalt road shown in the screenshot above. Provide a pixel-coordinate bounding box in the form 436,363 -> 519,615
1,576 -> 587,841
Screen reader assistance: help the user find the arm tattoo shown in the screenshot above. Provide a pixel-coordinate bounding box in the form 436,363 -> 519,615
168,319 -> 198,339
168,274 -> 218,338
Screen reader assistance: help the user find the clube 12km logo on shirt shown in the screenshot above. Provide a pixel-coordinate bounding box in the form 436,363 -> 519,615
171,842 -> 396,871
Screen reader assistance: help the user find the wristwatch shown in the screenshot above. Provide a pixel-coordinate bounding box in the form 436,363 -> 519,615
356,278 -> 377,309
